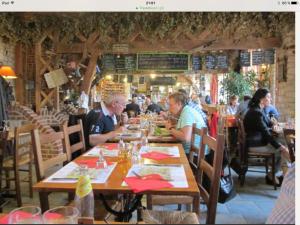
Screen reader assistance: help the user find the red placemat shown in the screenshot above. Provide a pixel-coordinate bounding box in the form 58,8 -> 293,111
141,151 -> 174,160
124,174 -> 173,193
76,158 -> 113,168
102,143 -> 118,150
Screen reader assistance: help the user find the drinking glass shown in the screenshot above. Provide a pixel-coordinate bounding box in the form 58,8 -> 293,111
8,206 -> 43,224
42,206 -> 79,224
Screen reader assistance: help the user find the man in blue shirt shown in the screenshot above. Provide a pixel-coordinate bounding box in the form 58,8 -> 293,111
178,89 -> 208,127
84,93 -> 127,148
264,104 -> 280,120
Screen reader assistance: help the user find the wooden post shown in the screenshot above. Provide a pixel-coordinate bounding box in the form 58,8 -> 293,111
35,43 -> 42,114
80,49 -> 99,95
15,42 -> 24,105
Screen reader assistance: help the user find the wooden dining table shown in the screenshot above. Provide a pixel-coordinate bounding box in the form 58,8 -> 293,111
32,143 -> 200,217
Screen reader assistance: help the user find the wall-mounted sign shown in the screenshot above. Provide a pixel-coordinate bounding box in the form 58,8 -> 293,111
264,49 -> 275,64
216,55 -> 228,69
192,56 -> 201,71
252,51 -> 264,65
205,55 -> 216,70
240,51 -> 251,67
137,53 -> 189,71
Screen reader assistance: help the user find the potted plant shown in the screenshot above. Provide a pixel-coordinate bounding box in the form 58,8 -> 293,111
222,70 -> 256,100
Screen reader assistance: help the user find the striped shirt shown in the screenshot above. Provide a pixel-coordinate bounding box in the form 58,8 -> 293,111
266,163 -> 295,224
188,101 -> 208,126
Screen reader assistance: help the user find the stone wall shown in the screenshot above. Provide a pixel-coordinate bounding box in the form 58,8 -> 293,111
0,38 -> 15,66
275,27 -> 295,121
8,104 -> 64,159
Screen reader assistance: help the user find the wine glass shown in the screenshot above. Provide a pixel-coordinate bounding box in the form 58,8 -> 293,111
8,206 -> 43,224
42,206 -> 79,224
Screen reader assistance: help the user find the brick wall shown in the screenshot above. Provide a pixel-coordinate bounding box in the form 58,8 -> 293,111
275,27 -> 295,121
8,104 -> 64,159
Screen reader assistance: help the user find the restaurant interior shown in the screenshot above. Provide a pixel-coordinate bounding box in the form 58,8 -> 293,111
0,12 -> 295,224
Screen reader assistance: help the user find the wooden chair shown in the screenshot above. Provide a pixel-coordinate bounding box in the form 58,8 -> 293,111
146,126 -> 207,211
0,130 -> 10,211
141,210 -> 199,224
2,124 -> 35,207
189,125 -> 208,176
62,119 -> 86,162
197,133 -> 225,224
283,128 -> 295,163
31,129 -> 68,182
237,118 -> 277,190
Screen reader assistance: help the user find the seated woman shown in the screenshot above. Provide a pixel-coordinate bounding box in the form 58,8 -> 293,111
243,88 -> 289,185
165,92 -> 207,155
226,95 -> 239,115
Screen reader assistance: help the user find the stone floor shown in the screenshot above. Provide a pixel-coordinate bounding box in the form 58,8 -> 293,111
1,166 -> 280,224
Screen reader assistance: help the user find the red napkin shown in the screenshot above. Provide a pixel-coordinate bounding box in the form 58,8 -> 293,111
43,212 -> 63,220
141,151 -> 173,160
102,143 -> 118,150
124,174 -> 173,193
76,158 -> 113,168
0,211 -> 33,224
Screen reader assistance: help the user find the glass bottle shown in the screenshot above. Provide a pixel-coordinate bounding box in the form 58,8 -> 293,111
74,165 -> 94,218
97,148 -> 107,169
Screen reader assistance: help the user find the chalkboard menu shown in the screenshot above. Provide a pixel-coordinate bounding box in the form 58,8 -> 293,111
137,53 -> 189,71
240,51 -> 251,67
192,56 -> 201,71
205,55 -> 216,70
102,54 -> 115,71
125,55 -> 136,70
216,55 -> 228,69
252,51 -> 264,65
264,49 -> 275,64
150,77 -> 176,85
115,55 -> 126,72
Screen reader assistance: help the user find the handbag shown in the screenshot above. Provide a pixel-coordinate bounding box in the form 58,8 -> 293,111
218,145 -> 237,204
218,165 -> 236,203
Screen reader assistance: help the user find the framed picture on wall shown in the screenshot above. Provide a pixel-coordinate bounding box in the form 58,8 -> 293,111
139,76 -> 145,84
278,56 -> 287,82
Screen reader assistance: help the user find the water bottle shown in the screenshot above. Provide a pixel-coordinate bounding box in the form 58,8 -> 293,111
74,165 -> 94,217
97,149 -> 107,169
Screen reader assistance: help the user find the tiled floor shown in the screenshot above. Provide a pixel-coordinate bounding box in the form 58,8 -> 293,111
1,166 -> 280,224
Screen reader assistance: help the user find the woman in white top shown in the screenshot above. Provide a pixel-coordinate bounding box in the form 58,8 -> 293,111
226,95 -> 239,115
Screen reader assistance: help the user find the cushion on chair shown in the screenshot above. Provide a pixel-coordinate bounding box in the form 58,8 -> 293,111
3,155 -> 30,168
151,195 -> 193,205
142,210 -> 199,224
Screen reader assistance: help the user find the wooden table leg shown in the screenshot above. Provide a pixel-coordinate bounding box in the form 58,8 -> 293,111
39,192 -> 50,213
193,195 -> 200,216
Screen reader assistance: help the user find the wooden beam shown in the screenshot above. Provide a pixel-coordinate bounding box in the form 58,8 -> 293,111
81,48 -> 100,94
40,89 -> 55,108
15,42 -> 25,105
35,43 -> 42,114
56,43 -> 85,53
190,37 -> 282,52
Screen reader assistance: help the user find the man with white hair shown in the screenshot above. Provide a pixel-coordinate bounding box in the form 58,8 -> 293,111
84,93 -> 127,148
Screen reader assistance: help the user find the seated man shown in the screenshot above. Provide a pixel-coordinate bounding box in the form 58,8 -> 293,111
124,96 -> 141,117
165,92 -> 207,155
84,93 -> 127,148
145,95 -> 163,114
178,89 -> 208,127
264,104 -> 280,120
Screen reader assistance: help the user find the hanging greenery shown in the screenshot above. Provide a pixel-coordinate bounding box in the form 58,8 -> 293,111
0,12 -> 294,46
222,70 -> 257,100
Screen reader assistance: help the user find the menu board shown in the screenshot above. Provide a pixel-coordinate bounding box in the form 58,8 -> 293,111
205,55 -> 216,70
252,51 -> 264,65
192,56 -> 201,71
137,53 -> 189,71
115,56 -> 126,72
264,49 -> 275,64
240,51 -> 251,67
102,54 -> 115,71
216,55 -> 228,69
125,55 -> 136,70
